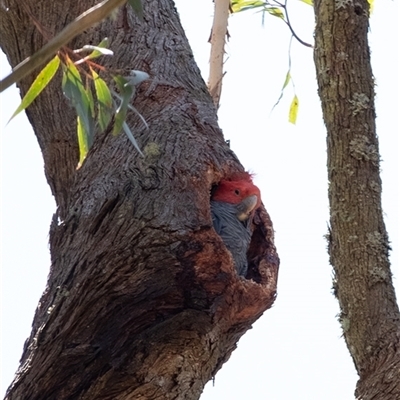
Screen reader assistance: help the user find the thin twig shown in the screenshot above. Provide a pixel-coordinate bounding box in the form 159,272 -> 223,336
272,0 -> 313,48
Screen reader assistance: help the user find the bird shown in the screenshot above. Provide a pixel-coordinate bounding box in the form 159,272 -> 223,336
210,172 -> 261,276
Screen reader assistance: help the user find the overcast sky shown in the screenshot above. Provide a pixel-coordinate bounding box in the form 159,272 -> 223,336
1,1 -> 398,398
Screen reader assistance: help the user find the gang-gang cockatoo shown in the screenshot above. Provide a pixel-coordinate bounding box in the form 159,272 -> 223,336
211,172 -> 261,276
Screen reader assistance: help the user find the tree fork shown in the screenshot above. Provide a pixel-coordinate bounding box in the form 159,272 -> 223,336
313,0 -> 400,398
1,0 -> 279,399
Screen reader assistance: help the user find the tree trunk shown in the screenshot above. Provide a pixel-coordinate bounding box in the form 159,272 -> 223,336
0,1 -> 278,399
313,0 -> 400,398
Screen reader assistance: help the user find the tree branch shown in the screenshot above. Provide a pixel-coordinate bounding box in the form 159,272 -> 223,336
208,0 -> 230,109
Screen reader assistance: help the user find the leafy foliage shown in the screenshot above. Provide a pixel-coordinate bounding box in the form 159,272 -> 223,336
231,0 -> 286,19
10,39 -> 148,168
231,1 -> 265,13
231,0 -> 312,123
232,0 -> 312,18
7,1 -> 146,168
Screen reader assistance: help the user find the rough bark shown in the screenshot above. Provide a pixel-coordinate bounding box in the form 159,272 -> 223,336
313,0 -> 400,398
1,1 -> 278,399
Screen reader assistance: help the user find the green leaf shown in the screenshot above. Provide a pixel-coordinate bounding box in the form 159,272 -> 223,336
81,45 -> 114,59
113,99 -> 129,135
91,69 -> 113,131
271,70 -> 292,112
282,70 -> 291,90
128,0 -> 143,19
96,37 -> 110,49
113,74 -> 130,93
77,116 -> 89,169
122,121 -> 144,156
85,82 -> 95,118
111,74 -> 147,155
113,75 -> 134,135
62,57 -> 95,147
62,58 -> 84,107
231,0 -> 265,13
289,95 -> 299,124
9,55 -> 60,122
74,38 -> 113,64
265,7 -> 285,19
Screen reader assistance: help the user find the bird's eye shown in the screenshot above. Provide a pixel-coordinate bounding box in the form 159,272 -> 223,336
234,189 -> 240,195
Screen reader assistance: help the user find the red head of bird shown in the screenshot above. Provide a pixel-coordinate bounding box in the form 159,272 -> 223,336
211,172 -> 261,221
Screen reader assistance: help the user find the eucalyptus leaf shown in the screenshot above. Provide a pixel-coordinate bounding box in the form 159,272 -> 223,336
122,121 -> 144,156
9,55 -> 60,122
113,76 -> 132,135
289,95 -> 299,124
77,116 -> 89,168
92,69 -> 113,131
62,58 -> 94,147
266,7 -> 285,19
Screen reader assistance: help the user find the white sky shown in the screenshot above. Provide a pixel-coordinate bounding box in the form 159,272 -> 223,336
1,1 -> 398,399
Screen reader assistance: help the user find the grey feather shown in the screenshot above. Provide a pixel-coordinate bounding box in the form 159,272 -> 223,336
211,200 -> 253,276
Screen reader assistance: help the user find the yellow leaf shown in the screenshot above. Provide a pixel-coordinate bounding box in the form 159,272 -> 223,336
289,95 -> 299,124
231,0 -> 264,13
299,0 -> 313,6
76,116 -> 89,169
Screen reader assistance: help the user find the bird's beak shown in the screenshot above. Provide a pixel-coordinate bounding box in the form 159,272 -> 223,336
236,194 -> 258,221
